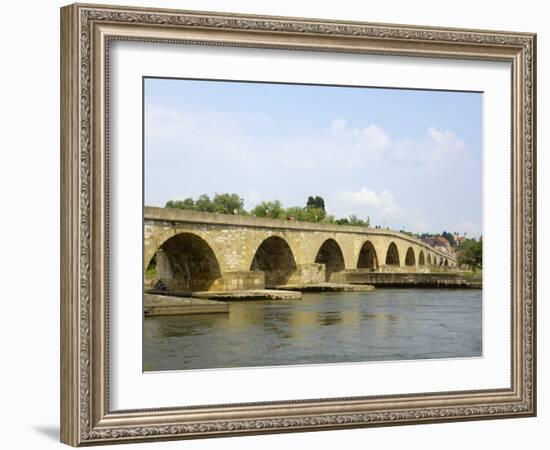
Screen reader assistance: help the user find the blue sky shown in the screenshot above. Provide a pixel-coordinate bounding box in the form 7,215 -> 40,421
144,78 -> 482,236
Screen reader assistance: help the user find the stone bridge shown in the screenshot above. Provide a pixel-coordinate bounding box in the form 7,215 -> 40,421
144,206 -> 457,292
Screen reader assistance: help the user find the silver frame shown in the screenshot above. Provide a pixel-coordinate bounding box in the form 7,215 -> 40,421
60,3 -> 536,446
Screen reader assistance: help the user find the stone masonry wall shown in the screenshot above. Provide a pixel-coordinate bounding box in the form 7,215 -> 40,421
144,208 -> 457,290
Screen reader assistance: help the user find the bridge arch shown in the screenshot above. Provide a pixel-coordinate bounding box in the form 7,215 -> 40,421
385,242 -> 400,266
315,238 -> 345,282
250,236 -> 297,287
444,259 -> 449,267
357,240 -> 378,270
153,232 -> 222,291
418,250 -> 426,266
405,247 -> 416,266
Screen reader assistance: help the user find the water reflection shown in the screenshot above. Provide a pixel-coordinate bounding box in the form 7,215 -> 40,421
144,289 -> 482,371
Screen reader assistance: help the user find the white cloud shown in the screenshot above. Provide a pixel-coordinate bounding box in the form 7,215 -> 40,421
339,187 -> 380,207
338,188 -> 404,218
146,106 -> 275,141
330,119 -> 390,156
330,118 -> 347,133
335,188 -> 438,233
146,108 -> 467,175
145,106 -> 477,235
330,119 -> 465,167
390,127 -> 465,166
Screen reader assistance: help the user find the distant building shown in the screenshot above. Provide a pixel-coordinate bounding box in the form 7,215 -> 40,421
422,236 -> 452,254
453,233 -> 467,247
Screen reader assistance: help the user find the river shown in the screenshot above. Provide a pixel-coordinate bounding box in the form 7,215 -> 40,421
143,288 -> 482,371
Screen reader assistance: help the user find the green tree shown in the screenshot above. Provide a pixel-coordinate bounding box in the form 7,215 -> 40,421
165,197 -> 195,210
306,195 -> 326,212
285,206 -> 307,221
212,193 -> 245,215
457,239 -> 482,269
194,194 -> 214,212
252,200 -> 285,219
165,193 -> 245,215
335,215 -> 370,227
283,206 -> 326,222
348,214 -> 369,227
164,194 -> 367,228
442,231 -> 456,246
305,207 -> 326,222
335,217 -> 349,225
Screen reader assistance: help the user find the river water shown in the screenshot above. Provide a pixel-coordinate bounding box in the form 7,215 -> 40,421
143,289 -> 482,372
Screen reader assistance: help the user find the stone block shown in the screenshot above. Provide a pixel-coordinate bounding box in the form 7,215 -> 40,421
287,263 -> 326,285
220,271 -> 265,291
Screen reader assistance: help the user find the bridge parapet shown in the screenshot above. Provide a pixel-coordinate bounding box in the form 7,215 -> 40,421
144,206 -> 456,262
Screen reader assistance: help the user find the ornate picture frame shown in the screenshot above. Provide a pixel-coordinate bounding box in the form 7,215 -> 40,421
60,3 -> 536,446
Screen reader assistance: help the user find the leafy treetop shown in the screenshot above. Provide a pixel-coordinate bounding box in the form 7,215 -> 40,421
165,194 -> 370,227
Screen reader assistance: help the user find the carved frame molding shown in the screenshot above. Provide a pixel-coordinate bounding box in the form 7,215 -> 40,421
60,3 -> 536,446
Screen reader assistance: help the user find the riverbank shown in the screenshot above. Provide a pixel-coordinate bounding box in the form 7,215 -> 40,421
144,293 -> 229,316
331,271 -> 482,288
192,289 -> 302,301
144,272 -> 480,316
146,282 -> 375,305
146,288 -> 303,302
277,283 -> 375,293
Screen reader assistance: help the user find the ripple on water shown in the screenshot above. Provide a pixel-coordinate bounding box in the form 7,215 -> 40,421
143,288 -> 482,371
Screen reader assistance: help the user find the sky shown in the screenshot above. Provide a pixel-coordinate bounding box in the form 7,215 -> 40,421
144,77 -> 482,237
